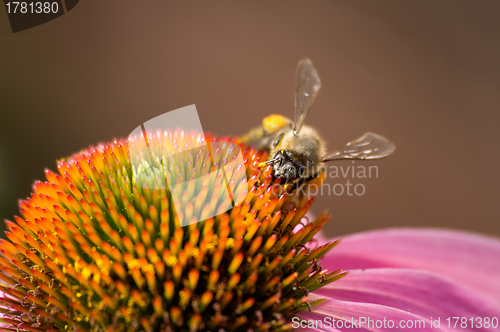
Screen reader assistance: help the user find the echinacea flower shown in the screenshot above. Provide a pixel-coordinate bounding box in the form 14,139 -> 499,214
0,131 -> 338,332
0,131 -> 499,332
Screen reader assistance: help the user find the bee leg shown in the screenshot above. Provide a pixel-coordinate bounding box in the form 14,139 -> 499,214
290,176 -> 307,193
293,178 -> 308,207
304,172 -> 320,184
240,126 -> 270,151
272,133 -> 285,148
295,173 -> 320,206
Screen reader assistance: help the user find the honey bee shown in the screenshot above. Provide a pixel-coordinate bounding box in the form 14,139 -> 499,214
242,58 -> 396,189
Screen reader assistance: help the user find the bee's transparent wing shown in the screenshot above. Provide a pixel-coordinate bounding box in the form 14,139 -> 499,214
294,58 -> 321,135
323,132 -> 396,161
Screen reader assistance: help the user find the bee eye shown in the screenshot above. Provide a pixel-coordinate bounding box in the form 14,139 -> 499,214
274,154 -> 285,166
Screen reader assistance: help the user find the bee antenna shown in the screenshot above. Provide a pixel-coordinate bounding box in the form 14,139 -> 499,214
258,157 -> 279,168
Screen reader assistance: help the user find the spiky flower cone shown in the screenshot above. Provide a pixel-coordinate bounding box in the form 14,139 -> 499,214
0,132 -> 344,332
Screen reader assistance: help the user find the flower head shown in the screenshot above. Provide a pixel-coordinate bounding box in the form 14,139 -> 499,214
0,132 -> 340,332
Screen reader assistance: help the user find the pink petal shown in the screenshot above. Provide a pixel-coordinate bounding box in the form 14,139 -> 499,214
320,228 -> 500,301
296,298 -> 442,331
312,268 -> 500,331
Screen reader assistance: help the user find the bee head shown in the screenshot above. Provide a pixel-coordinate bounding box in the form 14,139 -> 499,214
271,150 -> 304,184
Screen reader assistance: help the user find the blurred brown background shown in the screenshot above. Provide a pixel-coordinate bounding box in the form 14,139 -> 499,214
1,1 -> 499,238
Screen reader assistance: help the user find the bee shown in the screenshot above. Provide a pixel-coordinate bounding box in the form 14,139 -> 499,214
242,58 -> 395,189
